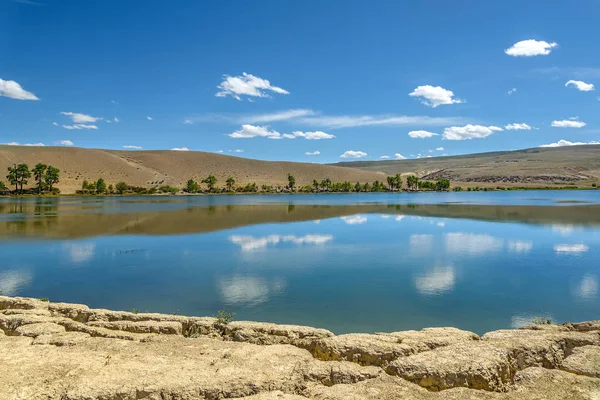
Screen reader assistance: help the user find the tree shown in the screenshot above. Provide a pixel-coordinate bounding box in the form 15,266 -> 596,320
96,178 -> 107,194
115,181 -> 128,194
108,184 -> 114,194
407,175 -> 420,191
32,163 -> 48,194
6,166 -> 18,193
226,177 -> 235,192
354,182 -> 362,192
287,173 -> 296,192
387,176 -> 395,191
0,181 -> 7,193
44,166 -> 60,193
312,179 -> 319,192
320,178 -> 332,192
202,175 -> 217,192
394,174 -> 402,190
15,164 -> 31,194
82,180 -> 90,191
186,179 -> 199,193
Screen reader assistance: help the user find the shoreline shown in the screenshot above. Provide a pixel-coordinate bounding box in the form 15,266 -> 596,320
1,296 -> 599,399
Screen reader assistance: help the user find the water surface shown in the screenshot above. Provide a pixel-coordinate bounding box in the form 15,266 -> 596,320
1,191 -> 598,334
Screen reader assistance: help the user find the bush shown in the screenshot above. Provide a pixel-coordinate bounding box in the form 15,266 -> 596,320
531,316 -> 552,325
215,310 -> 235,324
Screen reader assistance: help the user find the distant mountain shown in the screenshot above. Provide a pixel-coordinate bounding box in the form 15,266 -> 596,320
333,145 -> 600,186
0,146 -> 385,194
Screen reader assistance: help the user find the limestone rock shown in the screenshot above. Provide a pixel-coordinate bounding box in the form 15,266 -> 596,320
560,345 -> 600,378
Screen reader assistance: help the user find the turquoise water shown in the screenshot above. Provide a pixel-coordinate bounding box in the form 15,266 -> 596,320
0,191 -> 599,334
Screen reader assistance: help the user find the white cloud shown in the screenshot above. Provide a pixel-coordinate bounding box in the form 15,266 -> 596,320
62,124 -> 98,130
216,72 -> 288,100
233,149 -> 244,153
3,142 -> 45,146
408,130 -> 438,139
61,112 -> 102,124
298,114 -> 464,129
435,147 -> 444,151
505,39 -> 558,57
0,78 -> 39,100
147,116 -> 153,120
0,270 -> 33,296
52,122 -> 59,126
443,125 -> 503,141
305,151 -> 320,156
113,117 -> 119,123
379,155 -> 390,159
183,119 -> 193,124
171,147 -> 190,151
508,241 -> 533,253
216,150 -> 224,153
551,119 -> 587,128
507,88 -> 517,95
541,139 -> 599,148
409,85 -> 464,108
228,125 -> 335,140
341,215 -> 368,225
56,140 -> 74,146
554,244 -> 589,253
505,123 -> 532,130
243,109 -> 315,123
565,80 -> 595,92
394,153 -> 406,160
340,150 -> 367,159
229,234 -> 333,251
111,100 -> 119,105
415,266 -> 455,296
123,145 -> 142,150
445,233 -> 504,255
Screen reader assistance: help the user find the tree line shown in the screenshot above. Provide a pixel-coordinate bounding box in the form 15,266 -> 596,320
1,163 -> 60,195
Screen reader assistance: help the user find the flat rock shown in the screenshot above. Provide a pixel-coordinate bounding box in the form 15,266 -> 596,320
87,320 -> 183,335
560,345 -> 600,378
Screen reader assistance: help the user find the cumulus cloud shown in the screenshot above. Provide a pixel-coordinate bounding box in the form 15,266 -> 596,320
408,130 -> 438,139
171,147 -> 190,151
305,151 -> 320,156
435,147 -> 444,151
505,123 -> 532,130
409,85 -> 464,108
216,72 -> 288,100
229,234 -> 333,251
0,78 -> 39,100
123,145 -> 142,150
341,215 -> 368,225
228,125 -> 334,140
505,39 -> 558,57
56,140 -> 74,146
541,139 -> 599,148
551,119 -> 586,128
565,80 -> 595,92
394,153 -> 406,160
443,125 -> 503,141
233,149 -> 244,153
61,112 -> 102,124
340,150 -> 367,159
379,155 -> 390,159
507,88 -> 517,95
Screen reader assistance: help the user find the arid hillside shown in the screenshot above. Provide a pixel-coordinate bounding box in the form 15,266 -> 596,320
0,146 -> 385,194
334,145 -> 600,185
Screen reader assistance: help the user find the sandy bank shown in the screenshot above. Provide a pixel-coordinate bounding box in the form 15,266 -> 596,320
1,296 -> 599,399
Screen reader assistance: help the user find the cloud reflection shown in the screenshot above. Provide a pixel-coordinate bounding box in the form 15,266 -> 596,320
229,234 -> 333,251
508,241 -> 533,253
217,275 -> 286,306
415,265 -> 455,296
554,244 -> 589,254
574,275 -> 598,300
63,243 -> 96,263
445,233 -> 503,255
0,270 -> 33,296
340,215 -> 368,225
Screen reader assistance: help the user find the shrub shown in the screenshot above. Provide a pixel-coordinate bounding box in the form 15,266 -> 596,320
531,316 -> 552,325
215,310 -> 235,324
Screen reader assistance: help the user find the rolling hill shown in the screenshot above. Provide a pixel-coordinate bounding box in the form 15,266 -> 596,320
0,146 -> 385,194
334,145 -> 600,186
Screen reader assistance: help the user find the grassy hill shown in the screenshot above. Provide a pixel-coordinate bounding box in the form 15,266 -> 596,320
0,146 -> 385,194
334,145 -> 600,187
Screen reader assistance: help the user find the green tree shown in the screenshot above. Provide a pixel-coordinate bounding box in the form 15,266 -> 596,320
15,164 -> 31,194
386,176 -> 395,191
44,166 -> 60,193
312,179 -> 319,192
394,174 -> 402,190
287,173 -> 296,192
115,181 -> 128,194
96,178 -> 107,194
202,175 -> 217,192
6,165 -> 18,193
32,163 -> 48,194
226,177 -> 235,192
354,182 -> 362,192
186,179 -> 199,193
0,181 -> 7,193
108,184 -> 114,194
320,178 -> 332,192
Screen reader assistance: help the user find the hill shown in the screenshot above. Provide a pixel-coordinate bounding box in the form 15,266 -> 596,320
334,145 -> 600,186
0,146 -> 385,194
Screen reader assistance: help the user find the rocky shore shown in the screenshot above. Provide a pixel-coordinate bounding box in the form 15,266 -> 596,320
1,296 -> 598,399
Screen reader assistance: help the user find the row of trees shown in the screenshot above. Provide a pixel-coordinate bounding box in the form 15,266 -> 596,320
1,163 -> 60,195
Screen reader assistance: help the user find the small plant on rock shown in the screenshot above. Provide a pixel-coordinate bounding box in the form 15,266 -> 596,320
39,297 -> 49,302
215,310 -> 235,325
531,316 -> 552,325
131,308 -> 140,314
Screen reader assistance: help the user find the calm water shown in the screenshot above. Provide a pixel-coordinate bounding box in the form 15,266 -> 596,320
1,191 -> 599,334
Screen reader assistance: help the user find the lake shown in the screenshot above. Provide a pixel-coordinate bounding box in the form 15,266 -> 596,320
1,191 -> 599,335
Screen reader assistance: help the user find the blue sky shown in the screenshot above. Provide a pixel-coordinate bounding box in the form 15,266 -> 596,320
1,0 -> 599,163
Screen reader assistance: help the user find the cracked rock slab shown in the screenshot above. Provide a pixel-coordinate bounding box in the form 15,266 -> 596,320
560,345 -> 600,378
